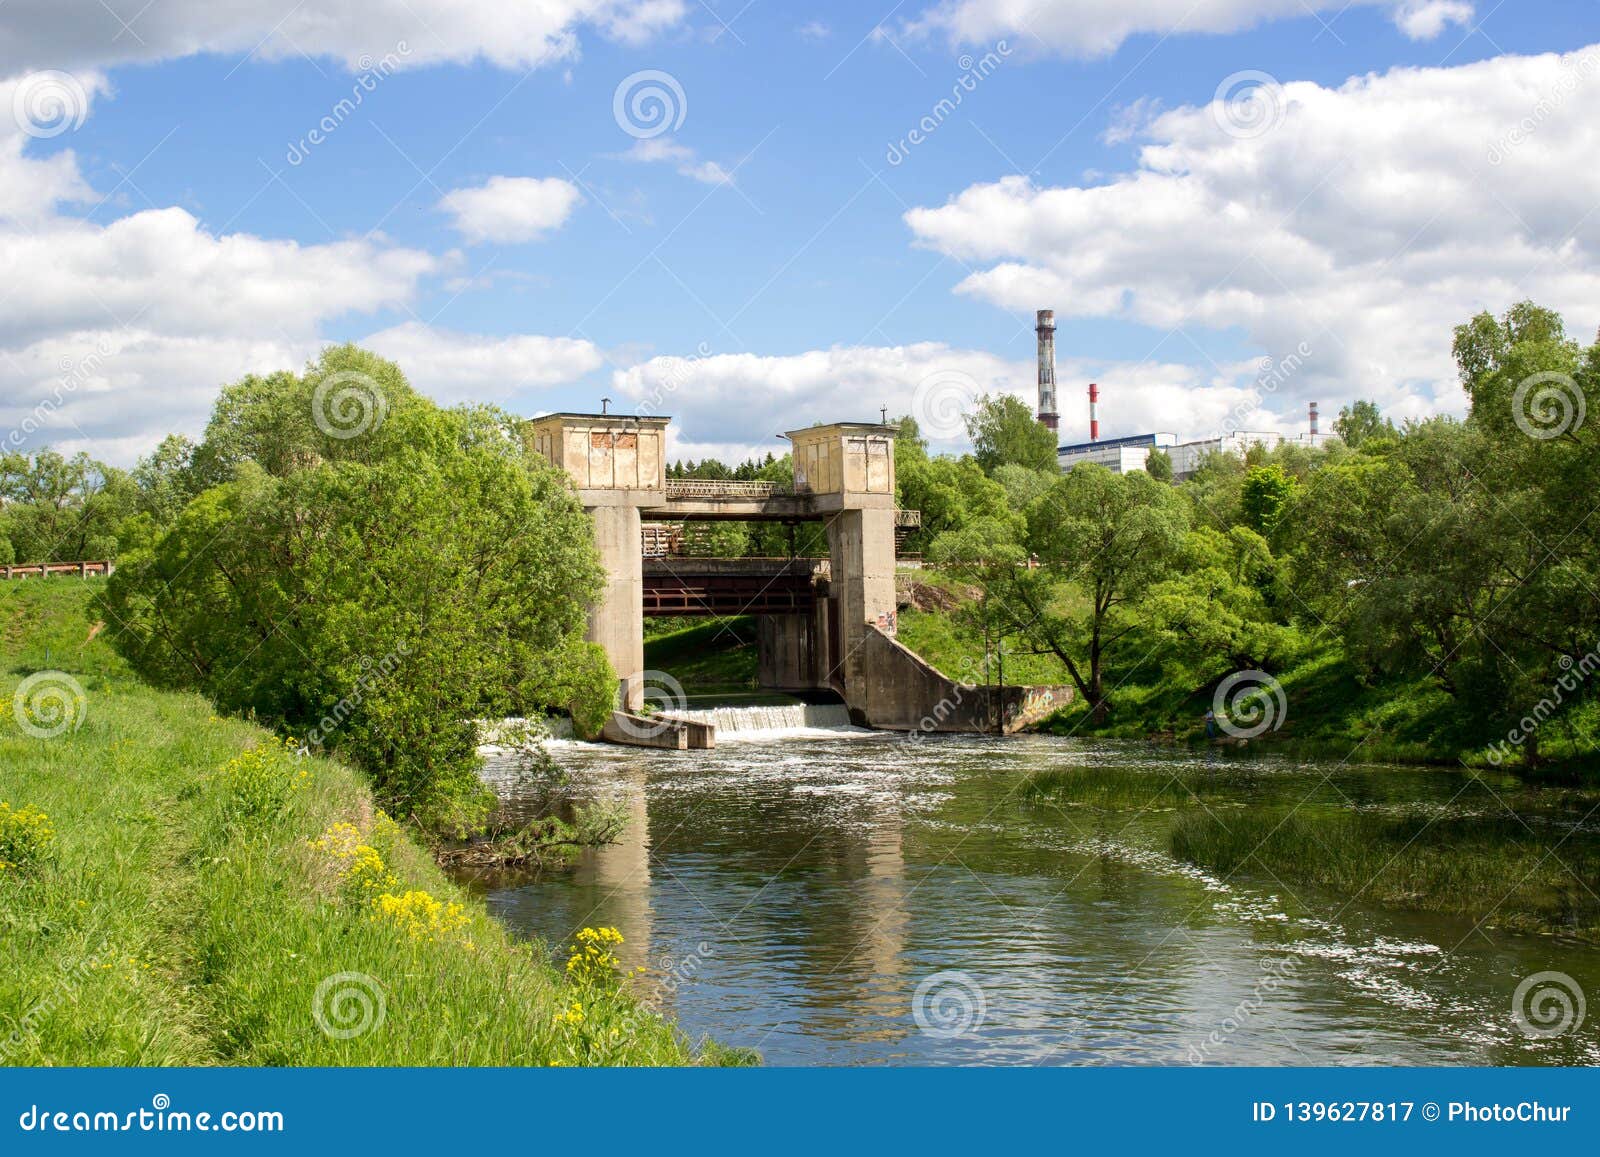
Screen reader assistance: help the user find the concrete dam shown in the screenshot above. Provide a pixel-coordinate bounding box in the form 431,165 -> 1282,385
526,412 -> 1072,747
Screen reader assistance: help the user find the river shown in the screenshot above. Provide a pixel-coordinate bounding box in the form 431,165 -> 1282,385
455,720 -> 1600,1066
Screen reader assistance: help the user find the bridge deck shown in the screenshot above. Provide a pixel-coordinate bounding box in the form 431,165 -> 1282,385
641,557 -> 826,616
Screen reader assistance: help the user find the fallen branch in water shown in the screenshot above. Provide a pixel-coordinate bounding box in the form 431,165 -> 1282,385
434,800 -> 629,870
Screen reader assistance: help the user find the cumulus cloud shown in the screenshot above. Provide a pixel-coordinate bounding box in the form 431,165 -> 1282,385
607,340 -> 1281,457
363,322 -> 603,401
437,176 -> 583,243
0,0 -> 687,73
908,0 -> 1473,56
618,138 -> 734,185
905,43 -> 1600,430
0,79 -> 579,462
1,330 -> 314,463
0,70 -> 106,222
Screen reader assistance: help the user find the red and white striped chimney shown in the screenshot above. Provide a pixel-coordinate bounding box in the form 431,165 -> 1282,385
1309,401 -> 1319,436
1089,382 -> 1100,442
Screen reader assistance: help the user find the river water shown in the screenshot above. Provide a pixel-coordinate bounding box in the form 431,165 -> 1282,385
457,724 -> 1600,1066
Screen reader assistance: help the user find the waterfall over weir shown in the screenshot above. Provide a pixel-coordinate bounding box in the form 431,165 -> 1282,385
668,701 -> 863,739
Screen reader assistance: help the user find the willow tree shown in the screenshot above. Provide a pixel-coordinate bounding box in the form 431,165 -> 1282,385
1015,464 -> 1189,721
100,347 -> 613,833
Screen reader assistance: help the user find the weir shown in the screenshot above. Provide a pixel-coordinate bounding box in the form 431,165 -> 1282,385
526,412 -> 1072,746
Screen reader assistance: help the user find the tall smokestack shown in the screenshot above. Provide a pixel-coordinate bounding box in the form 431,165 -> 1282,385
1035,309 -> 1059,434
1309,401 -> 1319,436
1089,382 -> 1100,442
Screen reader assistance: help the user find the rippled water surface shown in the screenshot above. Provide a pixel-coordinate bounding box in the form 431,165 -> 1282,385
453,731 -> 1600,1066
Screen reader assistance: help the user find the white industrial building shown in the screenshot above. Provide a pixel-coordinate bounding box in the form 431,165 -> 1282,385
1055,429 -> 1338,480
1030,306 -> 1339,481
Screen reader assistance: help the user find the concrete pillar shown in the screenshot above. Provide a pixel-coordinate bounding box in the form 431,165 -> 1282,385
525,412 -> 670,716
826,506 -> 898,701
587,503 -> 645,711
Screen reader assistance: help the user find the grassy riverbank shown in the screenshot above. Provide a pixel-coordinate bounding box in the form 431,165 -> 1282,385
2,579 -> 741,1066
896,598 -> 1599,775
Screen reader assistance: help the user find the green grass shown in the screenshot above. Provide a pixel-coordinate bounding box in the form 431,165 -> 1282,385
1,579 -> 750,1066
642,616 -> 760,693
1170,805 -> 1600,939
895,608 -> 1076,687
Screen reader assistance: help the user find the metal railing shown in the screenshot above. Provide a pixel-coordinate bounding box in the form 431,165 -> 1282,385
664,479 -> 781,500
3,561 -> 115,580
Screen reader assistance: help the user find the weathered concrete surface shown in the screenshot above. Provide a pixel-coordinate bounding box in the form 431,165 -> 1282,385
657,714 -> 715,749
757,607 -> 831,691
826,506 -> 898,707
600,711 -> 690,749
852,627 -> 1074,734
588,503 -> 645,711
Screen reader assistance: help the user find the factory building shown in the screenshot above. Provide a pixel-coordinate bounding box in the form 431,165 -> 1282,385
1034,308 -> 1337,480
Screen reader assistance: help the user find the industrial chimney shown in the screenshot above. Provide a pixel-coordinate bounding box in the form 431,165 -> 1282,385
1035,309 -> 1059,434
1089,382 -> 1100,442
1309,401 -> 1319,436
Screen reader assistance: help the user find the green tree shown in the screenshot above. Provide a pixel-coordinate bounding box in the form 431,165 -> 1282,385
102,353 -> 612,833
1144,448 -> 1173,483
1333,399 -> 1398,448
1239,463 -> 1298,537
1138,526 -> 1293,684
927,515 -> 1028,687
1010,465 -> 1190,721
964,393 -> 1058,475
0,449 -> 135,562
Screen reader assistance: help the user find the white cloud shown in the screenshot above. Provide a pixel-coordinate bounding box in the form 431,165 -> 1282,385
0,74 -> 608,465
1392,0 -> 1474,40
0,71 -> 106,222
618,138 -> 733,185
0,208 -> 438,349
362,322 -> 603,401
0,1 -> 687,72
1,329 -> 315,463
608,341 -> 1291,456
437,176 -> 582,244
908,0 -> 1473,56
905,43 -> 1600,430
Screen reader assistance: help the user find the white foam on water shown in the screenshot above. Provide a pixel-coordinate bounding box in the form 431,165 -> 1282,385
670,701 -> 870,741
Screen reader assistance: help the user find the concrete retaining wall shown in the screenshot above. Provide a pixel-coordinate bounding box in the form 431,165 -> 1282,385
850,626 -> 1073,734
600,711 -> 689,749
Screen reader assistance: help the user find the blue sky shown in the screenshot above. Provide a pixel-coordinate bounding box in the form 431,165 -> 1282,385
4,0 -> 1600,463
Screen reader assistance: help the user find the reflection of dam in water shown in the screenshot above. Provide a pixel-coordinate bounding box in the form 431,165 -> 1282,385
461,734 -> 1600,1067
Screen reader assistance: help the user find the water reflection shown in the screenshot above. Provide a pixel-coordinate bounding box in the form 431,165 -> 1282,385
457,734 -> 1600,1067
